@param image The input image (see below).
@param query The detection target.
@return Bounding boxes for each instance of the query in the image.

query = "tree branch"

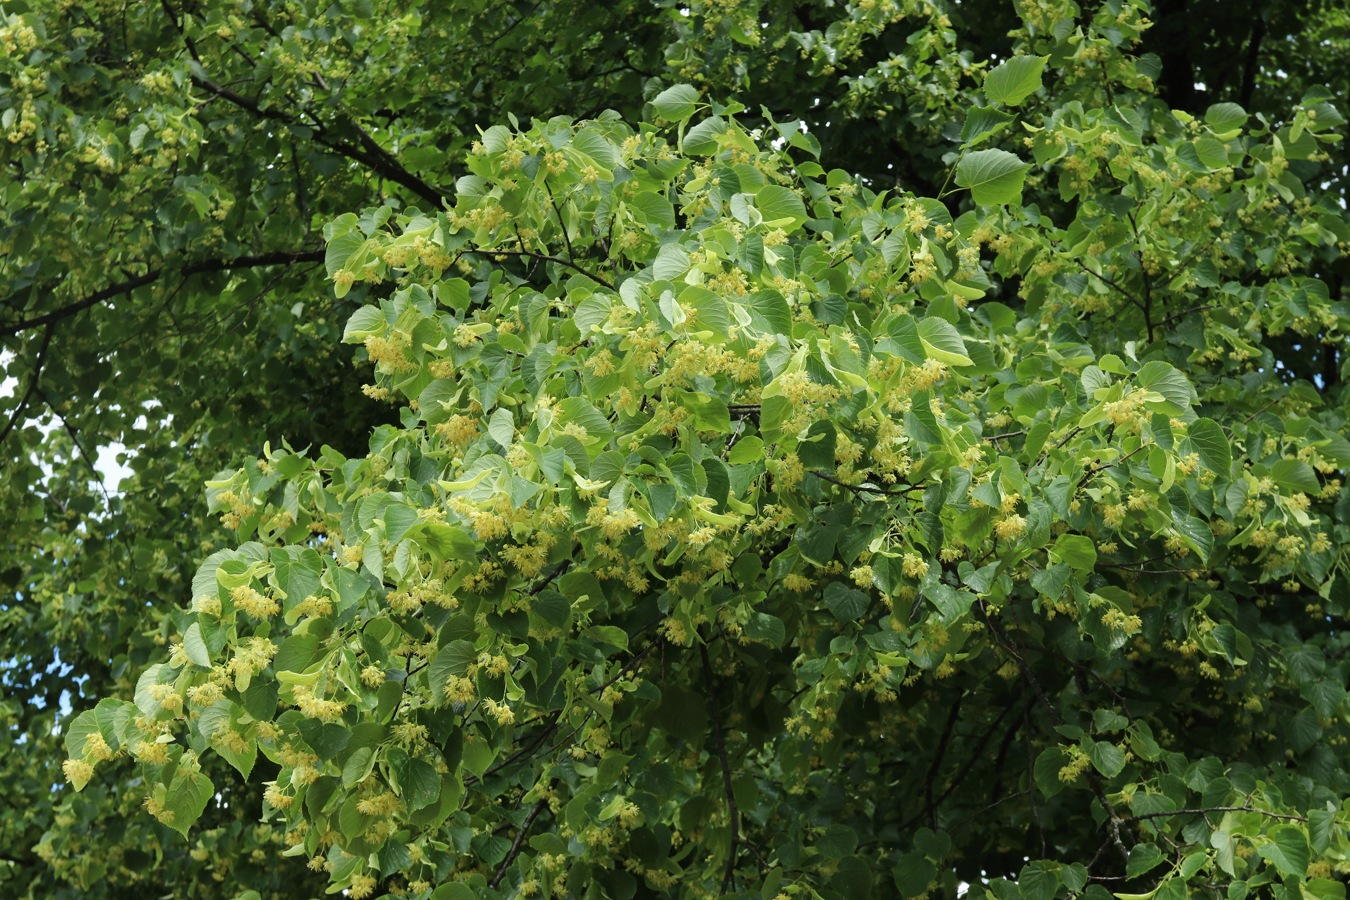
[1132,805,1307,824]
[0,249,324,338]
[1068,258,1145,315]
[190,76,448,208]
[983,611,1130,864]
[460,247,616,291]
[923,692,963,829]
[809,469,924,497]
[1077,445,1146,490]
[700,639,740,894]
[35,387,114,504]
[0,323,54,450]
[489,797,549,888]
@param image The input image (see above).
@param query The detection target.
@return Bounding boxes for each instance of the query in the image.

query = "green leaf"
[744,612,786,647]
[962,106,1015,146]
[1187,418,1231,475]
[428,640,477,703]
[652,84,700,123]
[1256,824,1309,878]
[64,710,99,761]
[1033,747,1068,798]
[1170,511,1213,563]
[1031,563,1071,601]
[816,824,859,857]
[182,623,211,668]
[1194,135,1229,169]
[682,115,727,155]
[1204,102,1248,136]
[162,769,214,837]
[488,407,514,448]
[1050,534,1097,573]
[342,746,376,787]
[1126,843,1165,879]
[413,523,478,562]
[984,55,1048,106]
[1018,859,1061,900]
[917,317,973,367]
[955,149,1031,206]
[1268,458,1320,495]
[755,184,808,229]
[824,582,871,622]
[893,851,937,896]
[342,306,385,342]
[462,738,495,778]
[1135,361,1195,415]
[1088,740,1126,778]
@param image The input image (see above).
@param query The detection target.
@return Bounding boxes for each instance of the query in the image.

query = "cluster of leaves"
[3,0,1349,898]
[62,25,1350,896]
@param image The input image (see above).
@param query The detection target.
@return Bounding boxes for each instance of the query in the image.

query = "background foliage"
[2,0,1348,898]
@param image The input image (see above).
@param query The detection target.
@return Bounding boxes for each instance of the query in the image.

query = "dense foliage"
[2,0,1349,898]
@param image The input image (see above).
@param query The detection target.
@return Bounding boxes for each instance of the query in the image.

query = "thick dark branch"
[0,323,54,449]
[1155,304,1217,329]
[489,797,549,889]
[1238,13,1267,109]
[0,249,324,338]
[483,638,660,787]
[190,76,448,208]
[700,639,740,894]
[983,611,1130,865]
[923,692,963,828]
[474,710,563,785]
[897,696,1019,831]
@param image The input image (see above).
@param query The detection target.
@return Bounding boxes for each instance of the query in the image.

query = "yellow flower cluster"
[993,514,1028,540]
[444,675,476,704]
[231,585,279,618]
[62,758,94,785]
[232,637,277,676]
[365,333,415,373]
[1057,746,1091,783]
[292,685,347,722]
[132,740,171,765]
[292,594,334,618]
[1102,387,1149,430]
[355,791,402,817]
[483,697,516,725]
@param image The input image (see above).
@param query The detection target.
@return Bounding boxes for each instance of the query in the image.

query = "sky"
[1,363,136,494]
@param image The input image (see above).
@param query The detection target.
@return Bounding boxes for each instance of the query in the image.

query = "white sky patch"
[2,354,137,494]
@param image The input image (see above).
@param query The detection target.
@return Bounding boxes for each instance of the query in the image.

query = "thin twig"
[1,249,324,338]
[984,613,1130,863]
[1242,392,1287,424]
[1077,445,1146,489]
[190,76,446,207]
[1068,258,1144,313]
[700,639,740,894]
[923,693,964,829]
[809,469,923,497]
[35,388,114,505]
[1132,805,1307,823]
[459,247,615,290]
[0,323,54,449]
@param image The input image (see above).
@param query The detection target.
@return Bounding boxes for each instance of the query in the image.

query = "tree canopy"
[2,0,1349,898]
